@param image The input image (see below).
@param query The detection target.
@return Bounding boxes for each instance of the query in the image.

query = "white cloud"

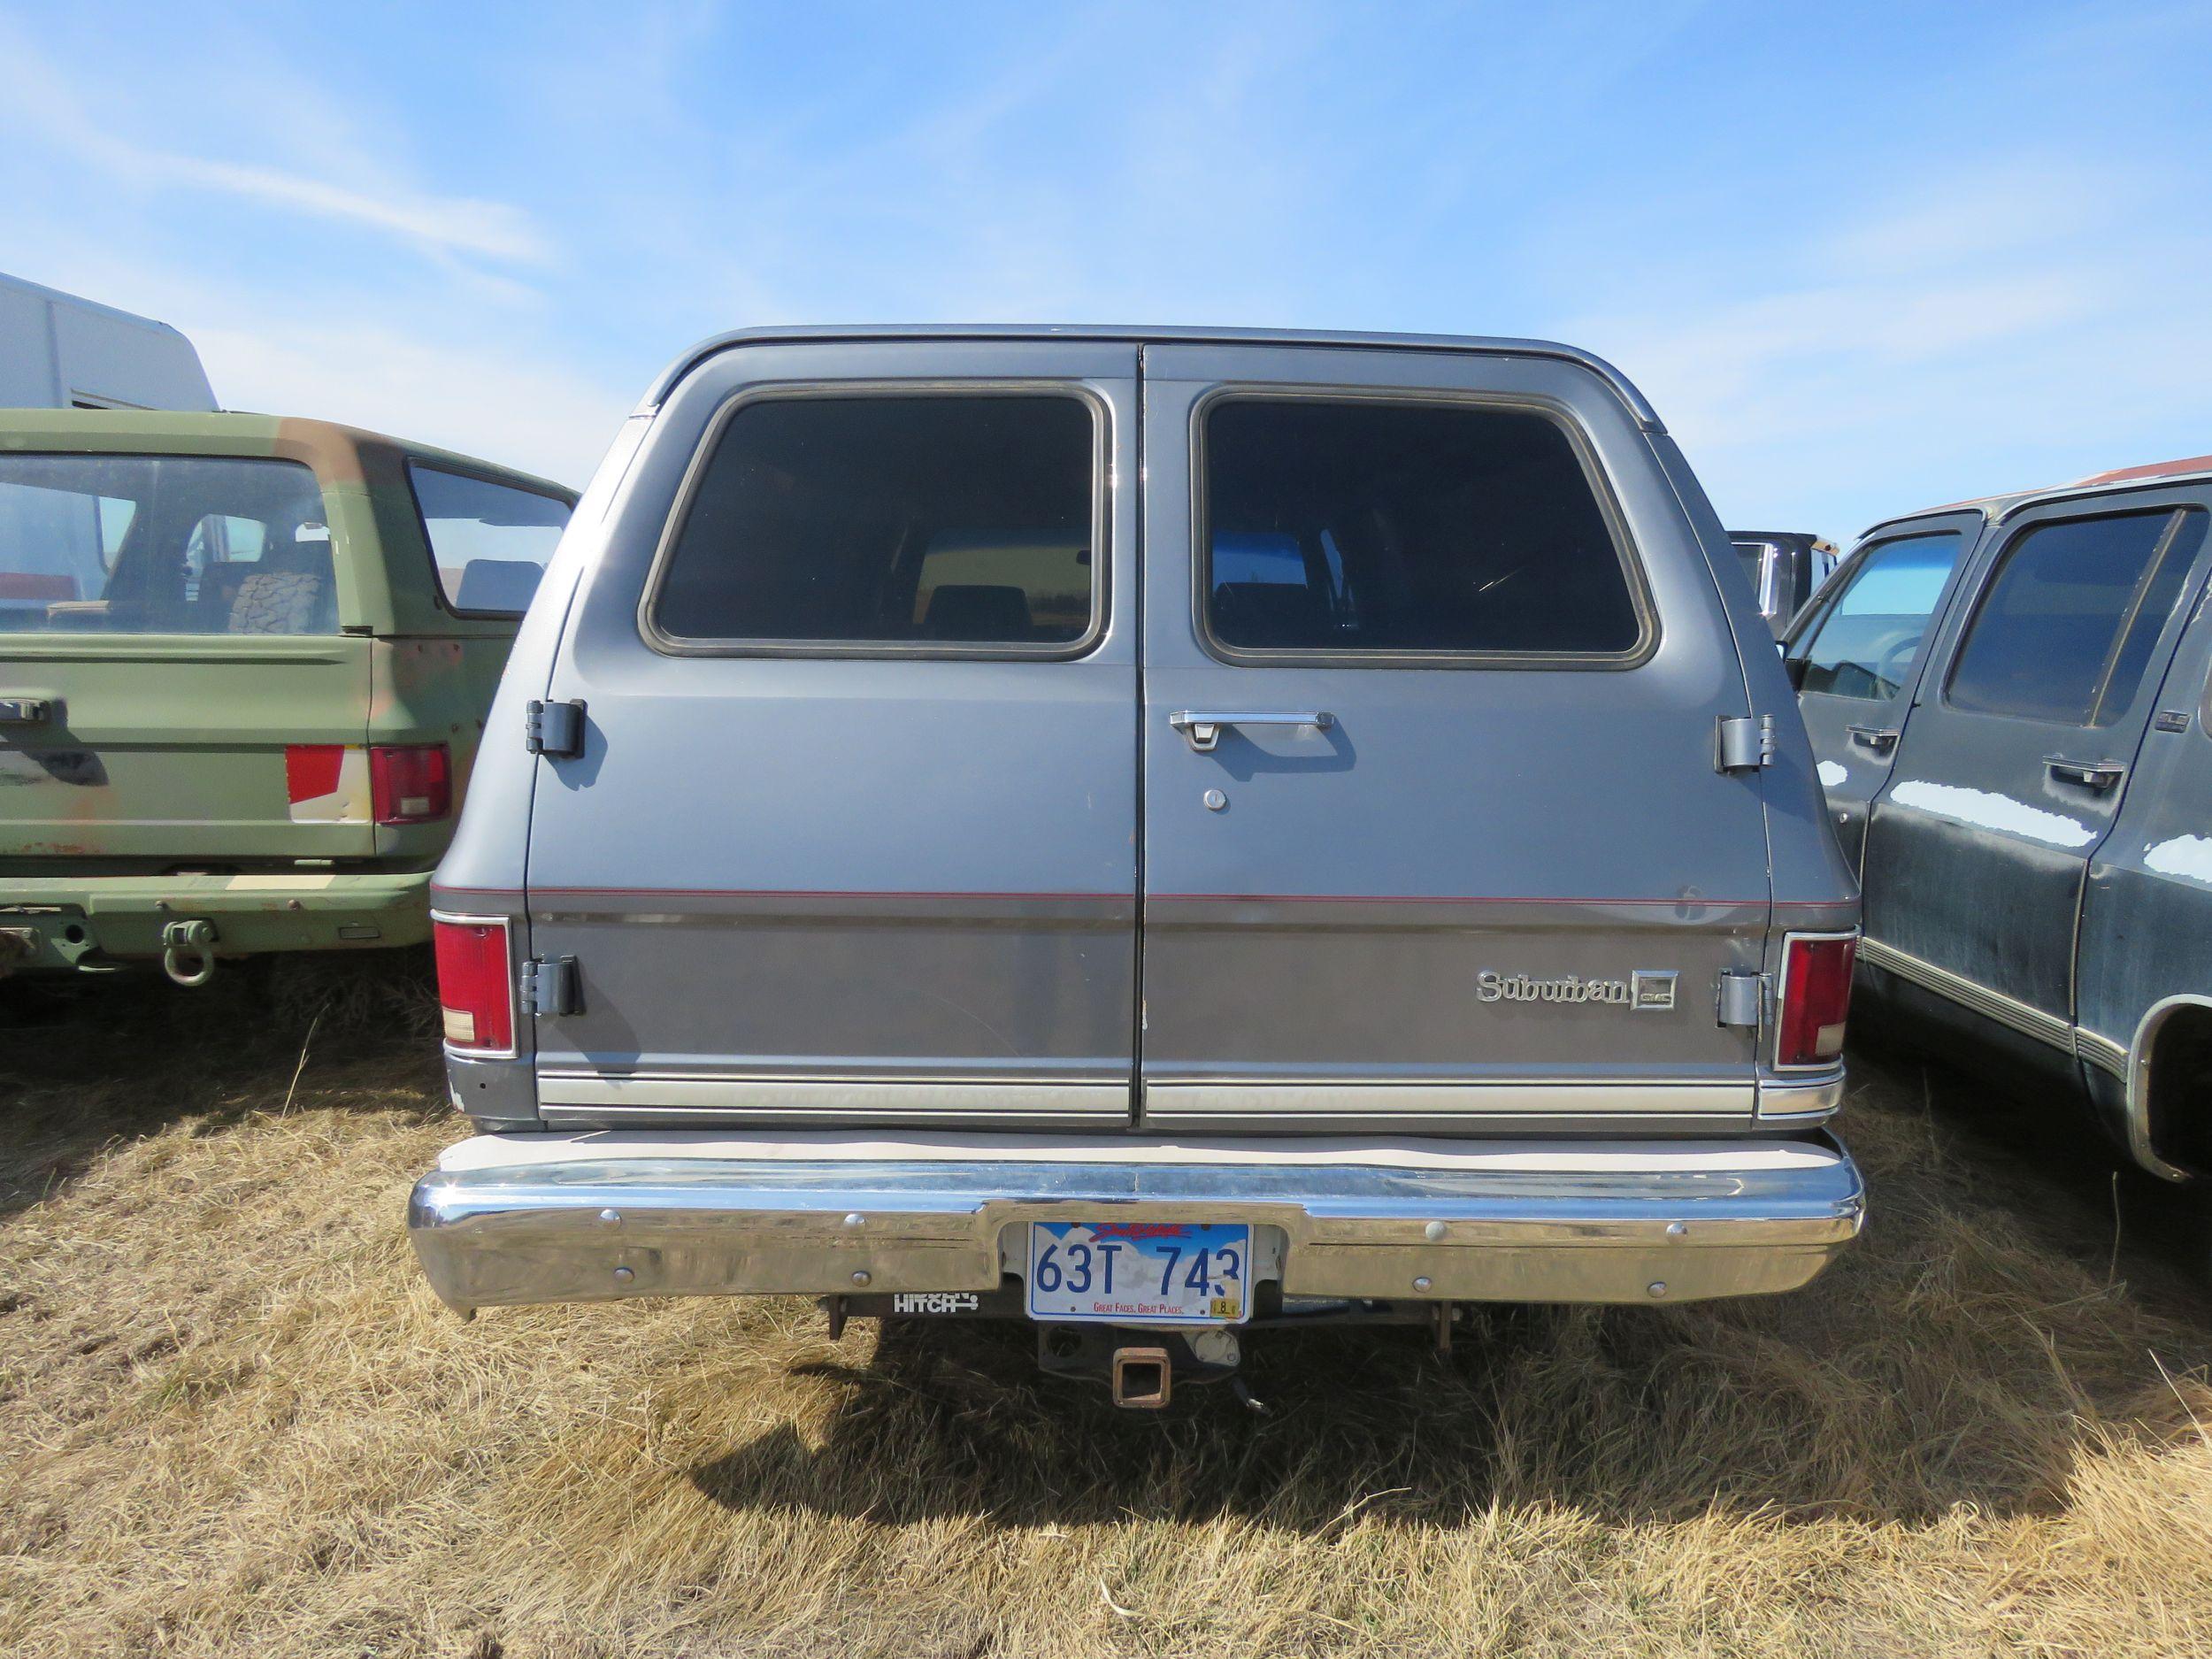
[192,321,630,488]
[1560,157,2212,536]
[153,156,546,266]
[0,17,547,267]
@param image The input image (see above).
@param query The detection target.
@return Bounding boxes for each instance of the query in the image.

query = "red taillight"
[1777,932,1856,1068]
[369,744,451,826]
[433,915,514,1054]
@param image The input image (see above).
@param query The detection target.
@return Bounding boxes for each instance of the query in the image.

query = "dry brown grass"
[4,958,2211,1658]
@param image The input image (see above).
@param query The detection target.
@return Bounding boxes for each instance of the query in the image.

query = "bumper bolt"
[850,1270,872,1286]
[1647,1281,1666,1298]
[1665,1221,1687,1239]
[612,1266,634,1286]
[1412,1275,1432,1292]
[598,1208,622,1228]
[842,1213,864,1229]
[1423,1219,1448,1241]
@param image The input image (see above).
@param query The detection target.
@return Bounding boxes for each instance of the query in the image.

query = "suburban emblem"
[1477,969,1678,1010]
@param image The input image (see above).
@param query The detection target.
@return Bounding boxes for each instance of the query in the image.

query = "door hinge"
[525,698,587,758]
[1716,714,1777,773]
[520,956,579,1018]
[1717,969,1767,1030]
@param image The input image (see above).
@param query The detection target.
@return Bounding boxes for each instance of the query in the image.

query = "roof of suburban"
[641,323,1665,431]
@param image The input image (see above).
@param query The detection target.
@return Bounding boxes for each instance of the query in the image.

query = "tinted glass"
[0,453,334,635]
[1796,531,1964,699]
[1202,400,1640,656]
[1733,540,1774,614]
[1947,507,2206,724]
[410,465,572,616]
[652,396,1094,648]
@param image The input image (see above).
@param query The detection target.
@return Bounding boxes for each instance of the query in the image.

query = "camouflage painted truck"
[0,410,575,983]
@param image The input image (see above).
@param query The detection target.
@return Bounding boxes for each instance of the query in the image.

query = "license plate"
[1025,1220,1250,1325]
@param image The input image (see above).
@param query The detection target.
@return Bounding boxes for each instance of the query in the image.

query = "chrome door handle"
[0,697,53,725]
[1169,710,1334,753]
[2046,757,2125,790]
[1845,725,1900,753]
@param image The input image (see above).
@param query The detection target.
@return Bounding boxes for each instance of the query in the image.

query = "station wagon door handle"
[1169,710,1335,753]
[2046,757,2126,791]
[1845,725,1900,754]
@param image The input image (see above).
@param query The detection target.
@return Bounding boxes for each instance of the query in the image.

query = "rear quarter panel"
[2077,577,2212,1168]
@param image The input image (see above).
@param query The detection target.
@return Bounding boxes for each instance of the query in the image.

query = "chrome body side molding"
[1858,935,2075,1053]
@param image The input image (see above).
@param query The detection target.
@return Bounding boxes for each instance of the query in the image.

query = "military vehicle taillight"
[433,915,514,1054]
[1777,932,1856,1068]
[369,744,451,825]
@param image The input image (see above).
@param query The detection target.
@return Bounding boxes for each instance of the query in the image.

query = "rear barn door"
[523,342,1141,1129]
[1137,344,1776,1133]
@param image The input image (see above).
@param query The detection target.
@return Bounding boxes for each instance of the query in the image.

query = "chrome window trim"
[428,909,519,1063]
[637,380,1113,662]
[1856,934,2074,1054]
[1185,385,1659,672]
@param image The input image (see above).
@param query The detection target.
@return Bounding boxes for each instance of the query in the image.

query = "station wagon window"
[1198,398,1641,657]
[0,453,335,634]
[410,464,573,617]
[1947,507,2207,725]
[649,395,1097,650]
[1795,530,1965,699]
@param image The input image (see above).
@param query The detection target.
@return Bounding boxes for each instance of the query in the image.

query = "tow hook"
[160,918,219,987]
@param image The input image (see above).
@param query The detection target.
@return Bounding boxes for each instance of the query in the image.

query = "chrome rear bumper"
[407,1129,1864,1313]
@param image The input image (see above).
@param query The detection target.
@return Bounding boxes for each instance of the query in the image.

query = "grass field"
[4,956,2210,1658]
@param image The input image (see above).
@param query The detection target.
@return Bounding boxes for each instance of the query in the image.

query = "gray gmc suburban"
[408,326,1863,1405]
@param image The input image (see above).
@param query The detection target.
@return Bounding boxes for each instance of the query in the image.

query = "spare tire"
[227,571,326,634]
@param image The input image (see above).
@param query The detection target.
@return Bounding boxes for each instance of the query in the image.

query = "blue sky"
[3,1,2208,540]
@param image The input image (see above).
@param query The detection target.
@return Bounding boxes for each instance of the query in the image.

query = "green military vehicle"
[0,411,574,983]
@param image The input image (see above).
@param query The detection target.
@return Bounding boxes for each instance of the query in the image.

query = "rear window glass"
[0,453,334,635]
[1732,539,1775,611]
[1199,399,1641,657]
[1795,531,1965,700]
[650,396,1096,650]
[1947,506,2207,725]
[410,465,572,616]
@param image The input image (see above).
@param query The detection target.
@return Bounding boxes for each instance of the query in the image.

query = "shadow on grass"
[687,1041,2212,1532]
[0,949,446,1217]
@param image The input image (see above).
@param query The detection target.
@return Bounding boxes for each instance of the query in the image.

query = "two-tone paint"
[415,326,1864,1321]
